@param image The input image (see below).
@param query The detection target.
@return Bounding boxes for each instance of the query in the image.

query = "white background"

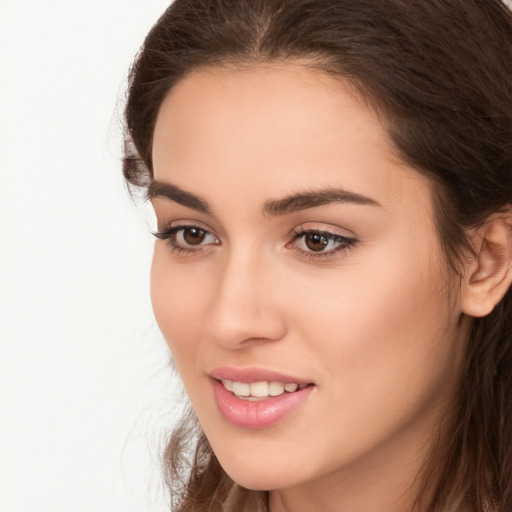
[0,1,184,511]
[2,1,512,512]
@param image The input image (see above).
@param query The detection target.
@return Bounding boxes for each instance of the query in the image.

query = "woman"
[123,1,512,510]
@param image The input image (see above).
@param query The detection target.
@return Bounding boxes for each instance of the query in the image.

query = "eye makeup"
[153,221,358,261]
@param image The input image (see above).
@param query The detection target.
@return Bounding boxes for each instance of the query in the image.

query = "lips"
[209,367,314,428]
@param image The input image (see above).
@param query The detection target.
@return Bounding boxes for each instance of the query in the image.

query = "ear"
[461,211,512,318]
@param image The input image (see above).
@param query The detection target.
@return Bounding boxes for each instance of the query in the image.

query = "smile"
[221,379,307,400]
[209,368,315,428]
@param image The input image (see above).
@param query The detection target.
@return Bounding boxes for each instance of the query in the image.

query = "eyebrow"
[146,181,211,214]
[263,188,381,216]
[147,180,380,216]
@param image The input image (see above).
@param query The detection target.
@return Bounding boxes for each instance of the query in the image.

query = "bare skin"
[148,63,511,512]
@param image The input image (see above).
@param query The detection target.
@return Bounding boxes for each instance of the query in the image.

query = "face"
[150,63,468,500]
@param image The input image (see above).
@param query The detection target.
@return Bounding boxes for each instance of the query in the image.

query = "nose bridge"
[205,244,286,347]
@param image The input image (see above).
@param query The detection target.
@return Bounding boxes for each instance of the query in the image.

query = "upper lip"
[209,366,313,385]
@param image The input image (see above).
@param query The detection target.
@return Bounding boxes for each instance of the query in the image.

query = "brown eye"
[304,232,329,252]
[289,228,357,259]
[182,227,207,245]
[153,224,219,253]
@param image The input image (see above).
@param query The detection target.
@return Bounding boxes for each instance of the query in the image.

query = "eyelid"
[152,220,220,254]
[288,222,355,239]
[155,218,213,232]
[287,223,358,260]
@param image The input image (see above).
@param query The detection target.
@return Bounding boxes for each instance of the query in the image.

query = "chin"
[212,446,310,491]
[222,465,296,491]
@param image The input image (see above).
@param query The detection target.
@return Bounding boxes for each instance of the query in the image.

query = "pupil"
[183,228,206,245]
[305,233,328,252]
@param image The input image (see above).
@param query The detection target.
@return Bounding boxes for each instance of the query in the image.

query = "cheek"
[150,247,208,369]
[286,241,461,419]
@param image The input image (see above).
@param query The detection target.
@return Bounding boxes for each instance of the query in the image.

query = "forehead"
[151,62,430,214]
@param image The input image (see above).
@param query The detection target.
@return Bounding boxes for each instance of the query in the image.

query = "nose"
[204,249,287,349]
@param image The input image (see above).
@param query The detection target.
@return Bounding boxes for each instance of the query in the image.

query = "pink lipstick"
[209,367,314,429]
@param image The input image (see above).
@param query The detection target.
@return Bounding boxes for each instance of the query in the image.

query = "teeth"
[250,381,269,397]
[221,379,304,398]
[232,381,250,397]
[223,379,234,392]
[269,382,284,396]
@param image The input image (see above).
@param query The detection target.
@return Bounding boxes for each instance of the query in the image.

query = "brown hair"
[123,1,512,510]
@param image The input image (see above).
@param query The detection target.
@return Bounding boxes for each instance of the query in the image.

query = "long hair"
[123,1,512,510]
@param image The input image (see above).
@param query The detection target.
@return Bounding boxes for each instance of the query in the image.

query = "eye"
[153,224,220,254]
[301,232,334,252]
[289,227,357,259]
[176,227,210,246]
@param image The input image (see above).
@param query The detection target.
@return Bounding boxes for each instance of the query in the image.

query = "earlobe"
[461,213,512,318]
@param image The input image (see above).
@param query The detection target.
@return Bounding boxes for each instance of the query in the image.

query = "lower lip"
[211,379,314,429]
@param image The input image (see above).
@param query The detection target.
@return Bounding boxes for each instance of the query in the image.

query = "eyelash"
[153,225,219,256]
[152,224,357,260]
[288,227,357,260]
